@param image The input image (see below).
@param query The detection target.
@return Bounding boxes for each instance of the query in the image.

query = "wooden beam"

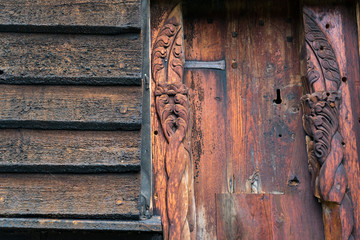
[0,173,140,219]
[0,0,141,34]
[0,33,141,85]
[0,85,141,130]
[0,129,140,173]
[0,216,162,232]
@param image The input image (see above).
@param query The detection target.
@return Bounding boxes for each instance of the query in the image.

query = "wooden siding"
[0,0,141,33]
[0,174,140,218]
[0,129,140,172]
[0,85,141,130]
[0,33,141,85]
[0,0,145,229]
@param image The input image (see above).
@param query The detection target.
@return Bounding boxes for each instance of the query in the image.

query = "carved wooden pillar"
[301,9,354,240]
[151,4,196,240]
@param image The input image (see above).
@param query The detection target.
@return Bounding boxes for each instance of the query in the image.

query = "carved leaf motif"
[152,4,195,240]
[152,24,178,85]
[302,10,354,238]
[304,10,341,92]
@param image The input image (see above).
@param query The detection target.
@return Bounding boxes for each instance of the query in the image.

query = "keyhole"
[273,89,282,104]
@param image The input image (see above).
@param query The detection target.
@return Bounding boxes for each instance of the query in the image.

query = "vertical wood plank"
[224,0,304,194]
[216,193,324,240]
[216,194,273,240]
[184,7,228,239]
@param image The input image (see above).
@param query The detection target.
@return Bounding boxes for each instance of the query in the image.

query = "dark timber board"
[0,85,141,130]
[0,129,140,173]
[0,33,141,85]
[0,216,162,232]
[0,0,141,34]
[0,229,163,240]
[0,173,140,219]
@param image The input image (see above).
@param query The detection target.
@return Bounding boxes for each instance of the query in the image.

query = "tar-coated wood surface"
[0,173,140,219]
[0,216,162,232]
[0,0,141,29]
[0,33,141,85]
[0,229,162,240]
[0,85,141,130]
[0,129,140,172]
[0,0,145,231]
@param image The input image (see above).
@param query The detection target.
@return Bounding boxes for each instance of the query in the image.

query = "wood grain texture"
[0,216,162,232]
[151,4,196,239]
[216,193,324,240]
[182,0,324,239]
[216,194,273,240]
[0,129,140,172]
[183,15,227,239]
[0,173,140,219]
[0,33,141,85]
[342,4,360,237]
[0,0,141,33]
[224,0,303,194]
[0,85,141,130]
[303,5,360,239]
[181,3,229,239]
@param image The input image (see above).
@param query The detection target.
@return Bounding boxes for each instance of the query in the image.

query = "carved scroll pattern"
[152,5,195,240]
[302,11,354,240]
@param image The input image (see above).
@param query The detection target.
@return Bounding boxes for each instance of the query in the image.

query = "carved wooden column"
[301,9,354,240]
[151,4,196,240]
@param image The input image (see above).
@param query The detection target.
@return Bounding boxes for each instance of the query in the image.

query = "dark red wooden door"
[151,1,360,239]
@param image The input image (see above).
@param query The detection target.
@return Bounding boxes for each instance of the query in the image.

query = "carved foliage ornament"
[302,10,354,240]
[152,5,195,240]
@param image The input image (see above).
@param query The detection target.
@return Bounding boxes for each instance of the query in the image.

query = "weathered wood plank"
[156,5,227,239]
[0,129,140,172]
[343,6,360,238]
[0,85,141,130]
[0,173,140,219]
[0,216,162,232]
[0,0,141,34]
[216,193,324,240]
[0,33,141,85]
[216,194,273,240]
[223,0,303,193]
[0,229,163,240]
[178,1,325,239]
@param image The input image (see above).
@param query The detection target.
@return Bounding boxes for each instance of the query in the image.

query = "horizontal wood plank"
[0,129,140,173]
[0,216,162,232]
[0,229,162,240]
[0,173,140,219]
[0,0,141,33]
[0,85,141,130]
[0,33,141,85]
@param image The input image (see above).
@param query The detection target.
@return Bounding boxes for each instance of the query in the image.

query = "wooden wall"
[0,1,154,239]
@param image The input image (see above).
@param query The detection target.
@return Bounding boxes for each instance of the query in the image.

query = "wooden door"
[151,1,360,239]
